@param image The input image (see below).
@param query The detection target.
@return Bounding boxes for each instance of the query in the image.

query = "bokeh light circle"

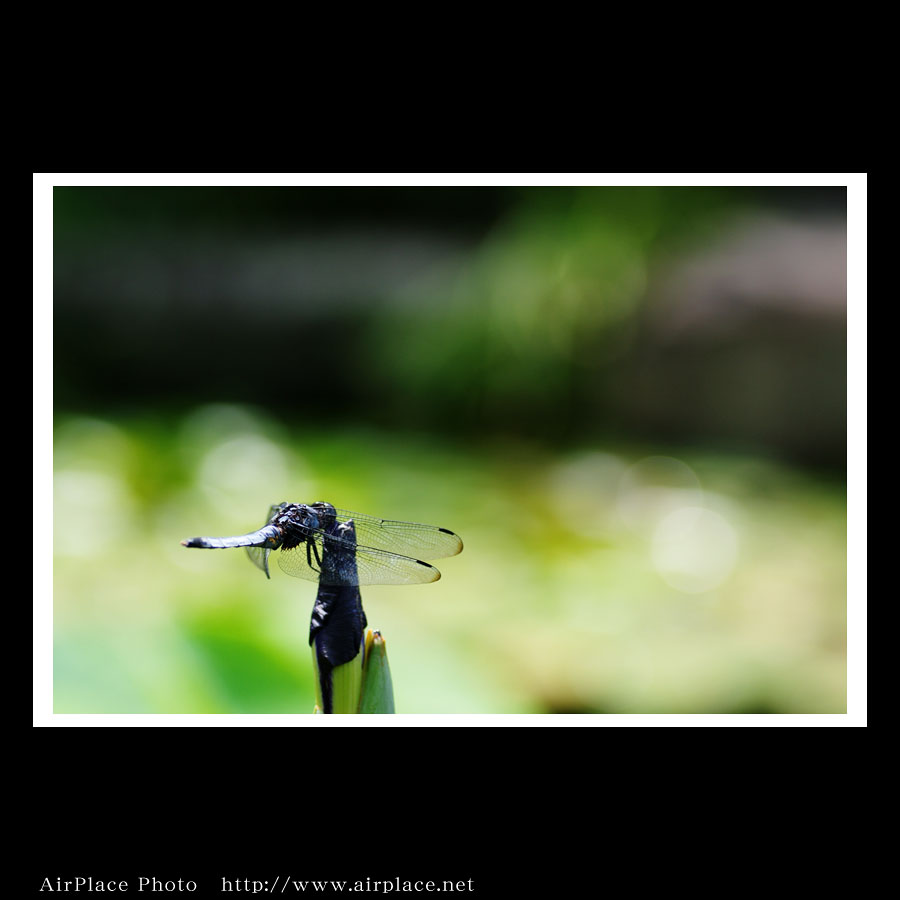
[651,506,739,593]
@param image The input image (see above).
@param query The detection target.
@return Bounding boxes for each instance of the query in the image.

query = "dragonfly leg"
[306,538,323,574]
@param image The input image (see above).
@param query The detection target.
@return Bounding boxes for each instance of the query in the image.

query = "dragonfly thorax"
[272,501,338,551]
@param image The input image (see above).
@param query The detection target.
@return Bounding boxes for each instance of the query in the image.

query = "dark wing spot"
[415,560,441,582]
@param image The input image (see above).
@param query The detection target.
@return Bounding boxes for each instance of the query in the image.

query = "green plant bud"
[358,630,395,714]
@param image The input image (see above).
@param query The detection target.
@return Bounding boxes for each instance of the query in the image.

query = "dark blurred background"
[52,185,847,714]
[54,186,846,465]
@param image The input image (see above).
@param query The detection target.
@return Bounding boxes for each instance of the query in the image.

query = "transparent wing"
[245,546,272,578]
[331,508,463,559]
[350,546,440,586]
[276,531,440,586]
[244,505,282,576]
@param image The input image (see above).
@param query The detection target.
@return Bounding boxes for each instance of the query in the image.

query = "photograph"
[37,175,861,721]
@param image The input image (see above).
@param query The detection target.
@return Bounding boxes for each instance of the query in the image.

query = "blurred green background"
[52,185,847,713]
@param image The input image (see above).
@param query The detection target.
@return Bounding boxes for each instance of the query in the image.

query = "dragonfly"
[181,501,463,586]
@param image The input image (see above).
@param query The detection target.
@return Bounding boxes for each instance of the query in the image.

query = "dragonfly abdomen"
[181,525,282,550]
